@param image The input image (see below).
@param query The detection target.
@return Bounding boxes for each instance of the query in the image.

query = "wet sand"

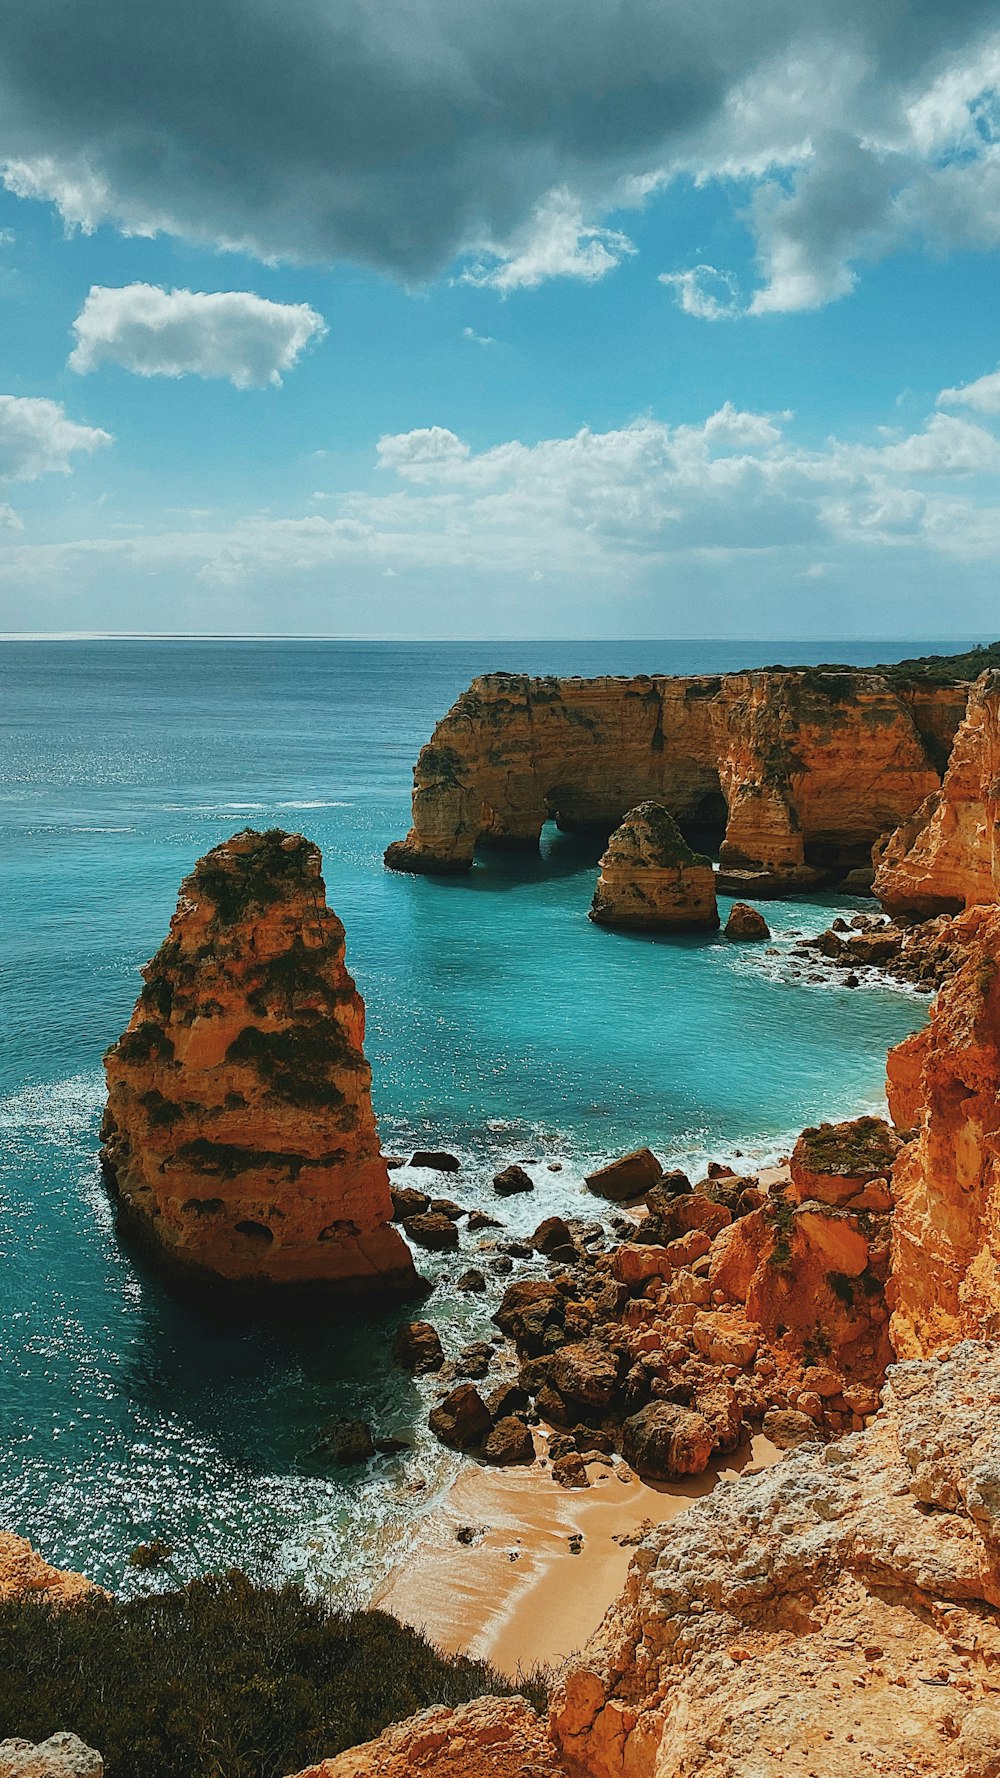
[374,1433,778,1680]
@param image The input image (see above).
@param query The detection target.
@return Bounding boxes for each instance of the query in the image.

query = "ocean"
[0,638,949,1600]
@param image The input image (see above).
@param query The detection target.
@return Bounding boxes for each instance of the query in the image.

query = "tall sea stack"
[101,829,416,1293]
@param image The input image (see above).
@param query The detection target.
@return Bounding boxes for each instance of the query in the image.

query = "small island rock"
[590,801,719,932]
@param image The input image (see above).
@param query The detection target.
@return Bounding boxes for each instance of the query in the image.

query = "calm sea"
[0,639,952,1598]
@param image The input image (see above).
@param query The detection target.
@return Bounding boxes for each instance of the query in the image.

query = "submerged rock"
[590,801,719,932]
[101,830,416,1294]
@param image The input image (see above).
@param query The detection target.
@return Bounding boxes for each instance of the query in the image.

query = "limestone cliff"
[551,1342,1000,1778]
[286,1698,564,1778]
[386,669,963,894]
[876,669,1000,917]
[888,902,1000,1357]
[0,1534,99,1607]
[589,802,718,931]
[102,829,416,1292]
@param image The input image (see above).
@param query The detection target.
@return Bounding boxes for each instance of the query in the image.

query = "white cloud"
[461,188,635,292]
[938,365,1000,416]
[376,426,471,480]
[68,285,327,388]
[659,265,743,320]
[463,326,496,346]
[0,395,111,482]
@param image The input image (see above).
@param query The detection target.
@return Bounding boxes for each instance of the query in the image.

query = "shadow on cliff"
[425,826,608,895]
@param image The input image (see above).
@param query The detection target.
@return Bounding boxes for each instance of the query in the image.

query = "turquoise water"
[0,639,939,1599]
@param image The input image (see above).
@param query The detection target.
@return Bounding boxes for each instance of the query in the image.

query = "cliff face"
[551,1342,1000,1778]
[589,802,718,931]
[0,1534,99,1608]
[102,829,416,1292]
[887,902,1000,1357]
[876,670,1000,917]
[386,669,961,894]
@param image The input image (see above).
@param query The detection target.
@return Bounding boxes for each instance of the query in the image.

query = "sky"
[0,0,999,639]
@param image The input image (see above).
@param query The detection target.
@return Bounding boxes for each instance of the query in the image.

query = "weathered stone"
[392,1321,444,1373]
[590,802,718,932]
[723,901,770,939]
[316,1418,375,1464]
[551,1451,589,1488]
[390,1185,430,1221]
[550,1341,622,1408]
[409,1151,461,1172]
[455,1267,487,1293]
[585,1148,663,1202]
[790,1115,901,1206]
[492,1164,534,1196]
[402,1211,460,1250]
[621,1401,715,1479]
[482,1415,534,1466]
[101,829,415,1293]
[531,1215,574,1255]
[428,1384,491,1450]
[0,1735,103,1778]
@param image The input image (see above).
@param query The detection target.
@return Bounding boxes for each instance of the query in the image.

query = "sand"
[373,1433,778,1681]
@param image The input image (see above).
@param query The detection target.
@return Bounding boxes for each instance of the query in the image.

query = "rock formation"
[286,1698,565,1778]
[101,829,416,1293]
[723,901,769,939]
[551,1341,1000,1778]
[589,802,718,931]
[0,1534,98,1608]
[876,669,1000,917]
[888,902,1000,1357]
[0,1736,103,1778]
[385,669,966,894]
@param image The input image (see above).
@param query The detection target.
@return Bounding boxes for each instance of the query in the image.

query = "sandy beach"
[374,1432,778,1679]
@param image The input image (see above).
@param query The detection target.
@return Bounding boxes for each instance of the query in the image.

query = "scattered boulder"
[483,1415,534,1465]
[485,1382,531,1420]
[724,901,771,940]
[455,1341,493,1380]
[621,1401,715,1479]
[428,1197,464,1219]
[493,1165,534,1196]
[316,1418,376,1464]
[467,1209,503,1230]
[531,1215,574,1255]
[428,1384,491,1450]
[550,1341,622,1408]
[409,1151,461,1172]
[0,1736,104,1778]
[590,802,719,931]
[392,1321,444,1373]
[401,1211,460,1250]
[455,1267,487,1293]
[389,1185,430,1221]
[551,1451,589,1488]
[585,1147,663,1202]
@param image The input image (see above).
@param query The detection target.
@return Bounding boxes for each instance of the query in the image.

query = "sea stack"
[101,829,417,1293]
[590,801,719,931]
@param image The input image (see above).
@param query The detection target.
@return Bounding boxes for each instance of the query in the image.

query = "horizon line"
[0,631,990,645]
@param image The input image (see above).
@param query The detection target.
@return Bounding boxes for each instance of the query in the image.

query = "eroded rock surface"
[0,1534,98,1607]
[385,669,962,893]
[551,1342,1000,1778]
[889,903,1000,1356]
[877,669,1000,917]
[101,829,415,1292]
[286,1697,564,1778]
[0,1736,103,1778]
[590,802,718,931]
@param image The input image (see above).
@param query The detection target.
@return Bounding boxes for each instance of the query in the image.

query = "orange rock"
[789,1116,901,1206]
[287,1697,566,1777]
[102,830,416,1293]
[612,1244,674,1289]
[889,902,1000,1356]
[0,1533,99,1606]
[589,802,718,931]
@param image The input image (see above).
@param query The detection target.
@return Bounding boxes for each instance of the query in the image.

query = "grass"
[0,1573,542,1778]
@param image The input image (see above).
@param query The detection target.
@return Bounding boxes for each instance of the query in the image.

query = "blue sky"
[1,0,999,639]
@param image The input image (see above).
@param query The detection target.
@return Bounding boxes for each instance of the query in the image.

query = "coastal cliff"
[101,829,416,1292]
[876,669,1000,916]
[385,669,965,894]
[887,902,1000,1357]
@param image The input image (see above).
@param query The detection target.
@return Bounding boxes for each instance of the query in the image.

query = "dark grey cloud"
[0,0,998,297]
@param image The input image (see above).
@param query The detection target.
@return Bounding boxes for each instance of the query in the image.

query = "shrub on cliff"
[0,1571,541,1778]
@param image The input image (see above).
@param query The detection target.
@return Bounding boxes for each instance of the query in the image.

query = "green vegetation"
[828,1271,855,1308]
[140,1090,184,1128]
[0,1572,539,1778]
[417,744,464,785]
[191,830,317,927]
[113,1023,175,1066]
[763,641,1000,688]
[246,940,348,1019]
[768,1194,796,1269]
[174,1139,311,1180]
[795,1116,897,1178]
[226,1019,355,1108]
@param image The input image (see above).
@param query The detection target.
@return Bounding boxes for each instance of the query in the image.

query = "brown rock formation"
[789,1115,900,1206]
[551,1341,1000,1778]
[0,1534,99,1608]
[0,1735,104,1777]
[723,901,769,939]
[386,669,964,894]
[888,902,1000,1357]
[101,829,416,1293]
[286,1697,565,1778]
[876,670,1000,916]
[589,802,718,931]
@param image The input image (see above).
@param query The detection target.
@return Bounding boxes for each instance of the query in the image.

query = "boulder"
[485,1382,531,1419]
[389,1185,430,1221]
[454,1341,493,1379]
[724,901,770,940]
[0,1737,103,1778]
[316,1419,375,1464]
[483,1415,534,1465]
[401,1211,460,1250]
[392,1321,444,1373]
[790,1116,901,1206]
[585,1147,663,1202]
[409,1151,461,1172]
[455,1267,487,1293]
[621,1401,715,1479]
[551,1452,589,1488]
[531,1215,574,1255]
[590,802,720,931]
[492,1164,534,1196]
[550,1341,622,1408]
[762,1407,821,1449]
[611,1243,674,1289]
[428,1384,491,1450]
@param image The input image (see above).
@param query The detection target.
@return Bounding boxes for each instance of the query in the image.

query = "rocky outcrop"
[285,1697,565,1778]
[589,803,718,931]
[723,901,769,939]
[101,829,416,1293]
[0,1737,103,1778]
[0,1535,98,1608]
[888,903,1000,1357]
[876,669,1000,916]
[551,1341,1000,1778]
[386,669,965,894]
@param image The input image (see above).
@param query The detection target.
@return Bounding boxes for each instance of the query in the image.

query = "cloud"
[1,1,999,307]
[463,326,496,346]
[939,365,1000,415]
[660,265,743,320]
[461,188,635,292]
[68,284,326,387]
[0,395,111,481]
